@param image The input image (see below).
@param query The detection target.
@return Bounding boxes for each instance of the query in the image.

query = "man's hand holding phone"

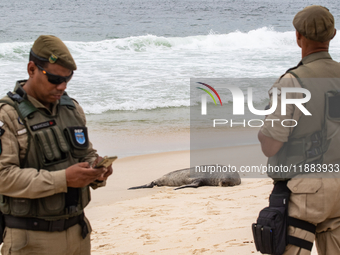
[92,156,117,181]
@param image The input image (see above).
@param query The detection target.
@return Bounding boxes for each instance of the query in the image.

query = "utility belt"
[252,181,316,255]
[2,212,89,240]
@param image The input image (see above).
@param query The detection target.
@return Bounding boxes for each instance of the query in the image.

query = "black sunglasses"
[35,64,73,85]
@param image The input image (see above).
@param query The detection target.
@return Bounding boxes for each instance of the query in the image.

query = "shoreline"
[87,121,261,158]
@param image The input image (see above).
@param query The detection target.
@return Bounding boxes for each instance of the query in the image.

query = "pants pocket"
[287,178,324,222]
[2,228,29,253]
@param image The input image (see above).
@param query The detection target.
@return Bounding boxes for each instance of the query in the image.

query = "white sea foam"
[2,28,340,114]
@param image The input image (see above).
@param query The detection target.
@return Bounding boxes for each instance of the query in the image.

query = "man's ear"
[331,29,337,40]
[27,61,36,78]
[296,30,302,48]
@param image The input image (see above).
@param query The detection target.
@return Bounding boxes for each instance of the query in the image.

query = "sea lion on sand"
[128,166,241,190]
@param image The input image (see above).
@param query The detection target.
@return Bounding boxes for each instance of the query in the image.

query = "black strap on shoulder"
[286,61,303,73]
[288,235,313,251]
[6,91,38,118]
[7,91,24,103]
[17,102,38,119]
[59,92,75,108]
[279,61,303,80]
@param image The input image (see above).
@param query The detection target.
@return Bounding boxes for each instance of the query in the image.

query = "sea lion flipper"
[128,182,155,190]
[173,182,200,190]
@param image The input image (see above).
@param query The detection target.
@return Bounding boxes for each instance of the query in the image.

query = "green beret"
[31,35,77,70]
[293,5,335,42]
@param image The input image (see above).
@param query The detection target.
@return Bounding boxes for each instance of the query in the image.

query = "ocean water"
[1,0,340,137]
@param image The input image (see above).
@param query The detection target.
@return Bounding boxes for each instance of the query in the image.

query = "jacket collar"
[301,51,332,65]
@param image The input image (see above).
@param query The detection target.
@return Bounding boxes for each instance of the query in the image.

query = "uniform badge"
[30,120,56,131]
[18,117,24,125]
[74,129,86,145]
[49,54,58,63]
[17,128,27,135]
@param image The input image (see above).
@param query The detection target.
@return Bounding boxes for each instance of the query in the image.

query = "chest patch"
[30,120,56,131]
[66,126,89,148]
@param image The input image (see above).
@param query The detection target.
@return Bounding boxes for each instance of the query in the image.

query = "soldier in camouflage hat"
[0,35,113,255]
[257,5,340,255]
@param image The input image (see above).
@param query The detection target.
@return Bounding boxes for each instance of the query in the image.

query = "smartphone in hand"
[94,156,117,168]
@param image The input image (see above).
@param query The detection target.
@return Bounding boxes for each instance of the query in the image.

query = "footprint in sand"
[94,243,115,250]
[182,218,206,226]
[191,248,210,254]
[225,238,252,247]
[137,233,160,245]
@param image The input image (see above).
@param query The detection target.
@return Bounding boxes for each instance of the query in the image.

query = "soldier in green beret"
[0,35,113,255]
[257,5,340,255]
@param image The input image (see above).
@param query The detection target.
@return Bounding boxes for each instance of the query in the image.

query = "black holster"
[252,181,316,255]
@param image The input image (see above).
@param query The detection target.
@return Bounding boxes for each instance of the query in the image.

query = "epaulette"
[279,61,303,80]
[6,91,37,119]
[59,92,76,108]
[7,91,24,103]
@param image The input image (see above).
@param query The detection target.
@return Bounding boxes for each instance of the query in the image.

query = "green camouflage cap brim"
[293,5,335,42]
[31,35,77,70]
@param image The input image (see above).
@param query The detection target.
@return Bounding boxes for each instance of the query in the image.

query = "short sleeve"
[260,73,304,142]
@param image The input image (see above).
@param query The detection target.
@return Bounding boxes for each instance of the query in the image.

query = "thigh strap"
[288,216,316,251]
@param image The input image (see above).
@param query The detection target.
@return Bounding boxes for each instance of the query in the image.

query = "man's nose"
[56,82,67,91]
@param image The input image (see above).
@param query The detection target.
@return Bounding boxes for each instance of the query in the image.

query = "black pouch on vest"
[326,90,340,119]
[252,192,290,255]
[35,126,69,167]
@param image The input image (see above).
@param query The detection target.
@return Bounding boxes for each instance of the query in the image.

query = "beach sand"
[85,136,318,255]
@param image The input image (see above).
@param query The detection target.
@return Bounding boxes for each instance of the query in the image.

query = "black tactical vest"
[0,82,91,220]
[267,52,340,180]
